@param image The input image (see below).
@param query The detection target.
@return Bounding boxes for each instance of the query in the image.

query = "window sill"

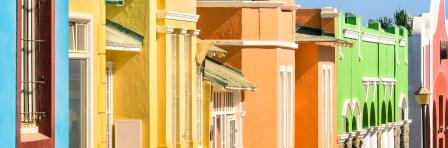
[21,133,50,142]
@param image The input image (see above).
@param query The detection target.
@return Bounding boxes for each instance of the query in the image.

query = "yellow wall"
[69,0,107,147]
[106,0,152,147]
[106,0,201,147]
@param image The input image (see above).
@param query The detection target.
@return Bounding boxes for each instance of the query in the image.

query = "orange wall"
[296,9,321,29]
[295,43,319,147]
[197,8,242,40]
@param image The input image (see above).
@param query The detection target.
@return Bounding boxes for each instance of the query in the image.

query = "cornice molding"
[197,1,286,8]
[212,40,298,49]
[157,10,199,22]
[343,29,360,40]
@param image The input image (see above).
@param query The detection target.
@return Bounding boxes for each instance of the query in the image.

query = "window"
[106,62,113,148]
[441,41,448,61]
[69,20,91,148]
[279,66,294,148]
[20,0,52,137]
[211,91,241,148]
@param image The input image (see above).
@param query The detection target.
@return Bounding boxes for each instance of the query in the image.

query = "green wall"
[335,13,408,135]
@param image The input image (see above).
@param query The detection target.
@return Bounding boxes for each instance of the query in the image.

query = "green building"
[335,12,410,147]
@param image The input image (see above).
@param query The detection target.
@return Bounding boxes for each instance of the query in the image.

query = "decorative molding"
[197,1,286,8]
[156,26,175,33]
[343,29,360,40]
[399,39,407,47]
[213,40,298,49]
[379,36,396,45]
[362,33,381,43]
[188,30,200,36]
[321,7,339,18]
[157,10,199,22]
[106,46,141,52]
[362,32,397,45]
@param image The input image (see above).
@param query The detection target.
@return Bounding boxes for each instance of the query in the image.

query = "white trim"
[69,14,95,148]
[106,62,114,148]
[197,1,286,8]
[343,29,360,40]
[380,78,397,83]
[399,39,407,47]
[379,36,396,45]
[106,46,141,52]
[156,26,175,34]
[157,10,199,22]
[362,33,381,43]
[213,40,298,49]
[321,7,339,18]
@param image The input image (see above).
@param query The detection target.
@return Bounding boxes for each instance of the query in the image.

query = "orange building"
[197,1,297,147]
[294,7,352,148]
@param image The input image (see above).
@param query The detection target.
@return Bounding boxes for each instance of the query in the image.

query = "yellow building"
[105,0,205,147]
[68,0,107,148]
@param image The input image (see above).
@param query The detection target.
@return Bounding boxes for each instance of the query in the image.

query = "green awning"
[106,20,143,51]
[204,58,256,90]
[106,0,124,6]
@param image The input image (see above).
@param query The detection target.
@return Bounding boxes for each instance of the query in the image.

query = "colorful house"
[197,0,297,147]
[409,0,448,147]
[294,7,352,148]
[105,0,203,147]
[68,0,106,147]
[335,12,409,147]
[197,42,256,148]
[0,0,70,148]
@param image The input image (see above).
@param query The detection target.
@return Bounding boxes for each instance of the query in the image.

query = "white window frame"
[106,62,114,148]
[211,90,242,148]
[69,13,94,148]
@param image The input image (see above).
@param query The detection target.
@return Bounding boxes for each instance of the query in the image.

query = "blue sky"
[296,0,434,25]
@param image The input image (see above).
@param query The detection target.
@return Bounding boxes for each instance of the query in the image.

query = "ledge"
[21,133,50,142]
[212,40,298,49]
[198,1,286,8]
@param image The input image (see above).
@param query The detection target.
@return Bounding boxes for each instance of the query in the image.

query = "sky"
[296,0,434,25]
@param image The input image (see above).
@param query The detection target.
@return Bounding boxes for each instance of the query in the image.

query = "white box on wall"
[115,120,142,148]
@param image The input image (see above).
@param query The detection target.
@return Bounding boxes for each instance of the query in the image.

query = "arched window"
[399,94,408,120]
[342,100,352,133]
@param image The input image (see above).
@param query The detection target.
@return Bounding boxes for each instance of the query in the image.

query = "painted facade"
[335,12,409,147]
[294,7,353,148]
[197,1,297,147]
[409,0,448,147]
[0,0,18,147]
[0,0,70,148]
[68,0,106,147]
[105,0,202,147]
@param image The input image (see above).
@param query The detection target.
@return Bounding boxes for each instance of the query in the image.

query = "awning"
[196,39,227,65]
[106,20,143,51]
[204,58,256,91]
[106,0,124,6]
[296,27,353,47]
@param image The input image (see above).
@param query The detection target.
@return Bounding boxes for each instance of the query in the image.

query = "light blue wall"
[0,0,17,147]
[55,0,69,147]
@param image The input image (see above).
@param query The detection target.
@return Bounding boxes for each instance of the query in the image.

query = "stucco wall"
[56,0,69,147]
[295,43,319,147]
[0,0,17,147]
[106,0,151,147]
